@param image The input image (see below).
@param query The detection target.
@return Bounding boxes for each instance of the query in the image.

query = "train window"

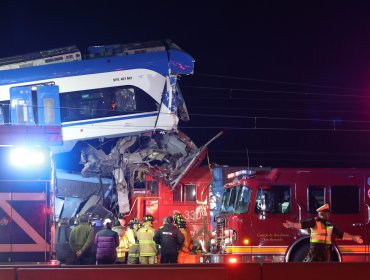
[331,186,359,214]
[146,180,158,196]
[114,88,136,111]
[60,85,157,122]
[173,184,196,202]
[254,186,291,214]
[43,98,55,124]
[0,105,4,124]
[185,184,196,202]
[308,186,325,213]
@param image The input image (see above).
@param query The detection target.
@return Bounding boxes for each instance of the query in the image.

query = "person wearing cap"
[69,214,95,265]
[153,216,184,263]
[136,214,157,264]
[94,218,119,264]
[283,203,363,262]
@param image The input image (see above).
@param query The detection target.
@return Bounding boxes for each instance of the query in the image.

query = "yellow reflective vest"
[310,218,333,245]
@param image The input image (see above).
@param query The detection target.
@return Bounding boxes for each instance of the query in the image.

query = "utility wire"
[182,85,370,99]
[196,73,370,93]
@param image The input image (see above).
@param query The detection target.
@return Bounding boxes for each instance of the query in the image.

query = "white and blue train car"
[0,40,194,151]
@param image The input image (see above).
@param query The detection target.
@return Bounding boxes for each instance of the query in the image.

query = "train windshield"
[221,184,252,214]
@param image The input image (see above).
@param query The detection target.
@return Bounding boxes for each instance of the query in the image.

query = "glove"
[353,235,363,244]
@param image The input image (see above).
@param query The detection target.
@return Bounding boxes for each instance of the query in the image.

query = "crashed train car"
[0,40,194,153]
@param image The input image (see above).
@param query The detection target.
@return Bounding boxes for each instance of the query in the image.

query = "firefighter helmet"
[129,217,140,228]
[173,212,184,224]
[143,214,154,222]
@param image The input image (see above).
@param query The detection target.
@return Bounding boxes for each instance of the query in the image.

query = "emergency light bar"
[9,147,48,167]
[227,169,256,179]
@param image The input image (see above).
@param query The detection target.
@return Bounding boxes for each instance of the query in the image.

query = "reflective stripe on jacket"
[128,243,140,258]
[310,218,333,245]
[116,235,129,258]
[136,224,157,257]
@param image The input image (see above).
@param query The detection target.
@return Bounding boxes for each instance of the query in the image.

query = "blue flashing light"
[9,147,47,167]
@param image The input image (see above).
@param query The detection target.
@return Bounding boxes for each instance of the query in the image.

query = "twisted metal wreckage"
[78,130,223,215]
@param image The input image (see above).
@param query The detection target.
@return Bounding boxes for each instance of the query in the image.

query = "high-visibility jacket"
[136,223,157,257]
[179,228,193,253]
[310,218,333,245]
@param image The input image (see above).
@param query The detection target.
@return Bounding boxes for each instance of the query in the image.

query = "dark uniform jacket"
[153,224,184,256]
[55,224,74,263]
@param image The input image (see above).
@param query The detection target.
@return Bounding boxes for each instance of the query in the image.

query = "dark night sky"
[2,1,370,168]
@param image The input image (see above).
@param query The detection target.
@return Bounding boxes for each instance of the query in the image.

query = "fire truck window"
[235,185,252,214]
[221,188,232,212]
[331,186,359,214]
[254,186,291,214]
[308,186,325,213]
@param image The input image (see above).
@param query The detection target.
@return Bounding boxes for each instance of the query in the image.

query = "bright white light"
[9,148,46,167]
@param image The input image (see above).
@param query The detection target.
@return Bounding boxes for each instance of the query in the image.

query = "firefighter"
[112,218,127,264]
[136,214,157,264]
[127,218,140,264]
[283,203,364,262]
[177,220,193,264]
[173,212,184,228]
[154,216,184,264]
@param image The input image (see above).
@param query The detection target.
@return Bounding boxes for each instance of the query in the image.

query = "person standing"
[112,218,127,264]
[55,217,75,264]
[154,216,184,264]
[95,218,119,264]
[177,220,193,264]
[283,203,363,262]
[69,214,94,265]
[136,214,157,264]
[127,218,140,264]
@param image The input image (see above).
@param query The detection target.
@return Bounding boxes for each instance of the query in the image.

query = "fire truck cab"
[211,168,370,263]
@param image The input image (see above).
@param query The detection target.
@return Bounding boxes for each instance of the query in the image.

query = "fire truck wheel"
[289,243,310,262]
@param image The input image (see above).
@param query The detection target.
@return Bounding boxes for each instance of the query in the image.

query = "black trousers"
[304,243,331,262]
[160,253,179,264]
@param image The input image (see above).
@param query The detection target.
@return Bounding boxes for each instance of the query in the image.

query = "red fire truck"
[210,168,370,263]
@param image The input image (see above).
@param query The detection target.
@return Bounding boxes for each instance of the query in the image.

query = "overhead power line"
[196,73,370,93]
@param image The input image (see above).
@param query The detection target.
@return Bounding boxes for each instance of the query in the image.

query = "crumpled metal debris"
[80,130,206,214]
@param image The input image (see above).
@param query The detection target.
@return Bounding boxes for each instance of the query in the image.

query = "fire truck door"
[250,185,293,260]
[365,178,370,262]
[329,172,367,261]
